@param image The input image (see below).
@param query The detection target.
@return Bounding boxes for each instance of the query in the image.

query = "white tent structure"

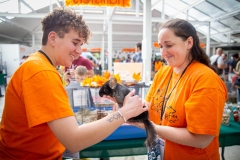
[0,0,240,81]
[0,0,240,51]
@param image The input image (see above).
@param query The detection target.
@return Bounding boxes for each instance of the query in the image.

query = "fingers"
[142,101,149,111]
[127,89,135,97]
[102,95,116,103]
[142,105,149,112]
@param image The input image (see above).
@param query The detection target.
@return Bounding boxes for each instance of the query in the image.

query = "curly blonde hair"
[41,7,92,45]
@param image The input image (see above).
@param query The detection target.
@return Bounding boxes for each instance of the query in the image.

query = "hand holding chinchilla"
[99,78,157,148]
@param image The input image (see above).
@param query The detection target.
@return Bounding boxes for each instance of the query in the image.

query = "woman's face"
[158,28,192,68]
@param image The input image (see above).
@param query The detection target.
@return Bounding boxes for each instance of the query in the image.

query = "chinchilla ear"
[109,78,117,89]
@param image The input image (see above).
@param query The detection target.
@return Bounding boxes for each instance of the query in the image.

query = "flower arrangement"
[81,70,141,87]
[65,0,131,8]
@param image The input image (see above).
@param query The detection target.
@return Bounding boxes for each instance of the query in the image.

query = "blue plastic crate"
[104,124,147,140]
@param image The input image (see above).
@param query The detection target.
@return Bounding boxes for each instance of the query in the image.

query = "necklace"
[38,50,53,66]
[160,60,193,120]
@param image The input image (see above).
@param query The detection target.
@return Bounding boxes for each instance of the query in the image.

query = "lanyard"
[160,60,193,121]
[38,50,53,66]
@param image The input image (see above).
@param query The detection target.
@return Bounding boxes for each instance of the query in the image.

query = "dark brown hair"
[160,19,214,71]
[136,43,142,50]
[41,7,92,45]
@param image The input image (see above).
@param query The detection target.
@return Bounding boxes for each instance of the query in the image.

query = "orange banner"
[90,48,101,52]
[122,48,135,52]
[200,43,205,48]
[82,48,88,52]
[65,0,131,7]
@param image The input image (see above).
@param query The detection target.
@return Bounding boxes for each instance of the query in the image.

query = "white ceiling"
[0,0,240,51]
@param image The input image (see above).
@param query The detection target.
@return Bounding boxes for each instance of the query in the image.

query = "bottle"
[233,106,240,122]
[234,113,239,122]
[233,105,240,114]
[222,107,231,126]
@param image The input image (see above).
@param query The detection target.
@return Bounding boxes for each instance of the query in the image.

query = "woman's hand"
[102,95,117,103]
[102,95,118,111]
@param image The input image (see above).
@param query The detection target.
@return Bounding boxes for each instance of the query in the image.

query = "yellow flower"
[82,77,92,86]
[103,70,111,79]
[132,72,141,82]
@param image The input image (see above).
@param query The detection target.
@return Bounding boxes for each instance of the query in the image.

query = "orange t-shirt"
[145,61,227,160]
[0,52,74,159]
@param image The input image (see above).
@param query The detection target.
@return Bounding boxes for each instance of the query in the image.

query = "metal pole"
[206,22,210,56]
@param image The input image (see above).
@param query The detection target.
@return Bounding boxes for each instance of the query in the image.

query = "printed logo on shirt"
[150,86,180,123]
[164,106,179,123]
[150,88,166,114]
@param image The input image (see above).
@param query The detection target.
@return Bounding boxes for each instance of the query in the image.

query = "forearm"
[155,125,214,148]
[48,111,124,153]
[218,64,224,69]
[74,111,124,151]
[233,70,240,76]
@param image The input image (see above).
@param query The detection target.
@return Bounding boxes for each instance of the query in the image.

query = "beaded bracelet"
[117,110,127,123]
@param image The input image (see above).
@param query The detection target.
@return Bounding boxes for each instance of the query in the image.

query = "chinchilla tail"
[143,120,157,148]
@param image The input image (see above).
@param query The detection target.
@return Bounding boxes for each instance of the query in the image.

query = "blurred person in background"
[229,53,240,83]
[95,57,102,75]
[131,43,142,63]
[210,48,224,77]
[74,65,95,109]
[126,54,131,63]
[221,53,231,82]
[63,55,94,84]
[19,55,29,65]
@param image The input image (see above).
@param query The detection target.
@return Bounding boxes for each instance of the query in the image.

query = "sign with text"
[65,0,131,7]
[114,63,143,81]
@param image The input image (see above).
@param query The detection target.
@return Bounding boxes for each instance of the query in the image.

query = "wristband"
[117,110,127,123]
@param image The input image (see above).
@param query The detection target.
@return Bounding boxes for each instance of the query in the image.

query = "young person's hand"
[63,71,71,84]
[119,90,148,120]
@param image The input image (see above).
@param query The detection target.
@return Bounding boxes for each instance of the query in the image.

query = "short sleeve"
[23,70,74,128]
[218,56,224,65]
[185,74,226,136]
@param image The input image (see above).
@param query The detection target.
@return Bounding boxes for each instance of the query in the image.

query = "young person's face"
[158,28,192,67]
[75,74,86,83]
[53,29,84,67]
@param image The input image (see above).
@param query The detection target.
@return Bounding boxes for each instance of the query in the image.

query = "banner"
[65,0,131,7]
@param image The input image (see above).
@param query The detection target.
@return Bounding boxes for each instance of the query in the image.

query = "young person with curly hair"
[0,8,147,159]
